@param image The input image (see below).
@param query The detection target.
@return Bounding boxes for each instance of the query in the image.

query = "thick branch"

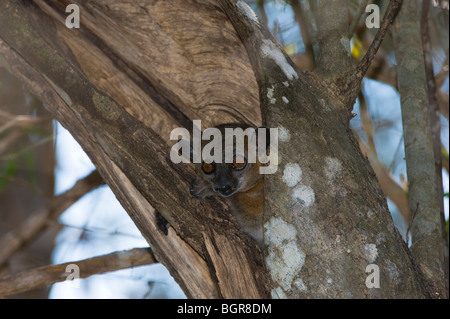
[392,0,447,298]
[0,248,156,297]
[0,0,434,299]
[420,0,449,297]
[314,0,351,77]
[218,0,429,298]
[0,17,221,300]
[357,93,410,225]
[0,0,268,298]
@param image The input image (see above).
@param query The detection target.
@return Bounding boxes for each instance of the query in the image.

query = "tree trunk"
[218,0,430,298]
[0,0,440,298]
[0,0,267,299]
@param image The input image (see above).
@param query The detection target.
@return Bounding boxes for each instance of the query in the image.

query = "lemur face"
[196,153,259,198]
[189,124,266,199]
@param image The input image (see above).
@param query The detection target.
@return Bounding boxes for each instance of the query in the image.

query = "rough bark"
[0,0,439,298]
[314,0,352,77]
[0,0,267,299]
[218,0,429,298]
[420,0,449,296]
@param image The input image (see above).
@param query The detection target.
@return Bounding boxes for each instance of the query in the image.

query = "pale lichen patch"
[261,39,299,80]
[324,156,342,181]
[278,126,291,142]
[237,0,260,24]
[265,217,306,291]
[292,184,315,207]
[363,243,378,263]
[282,96,289,104]
[386,260,400,280]
[340,36,351,57]
[376,233,386,245]
[294,278,307,292]
[267,86,276,104]
[282,163,302,187]
[367,209,375,219]
[271,287,287,299]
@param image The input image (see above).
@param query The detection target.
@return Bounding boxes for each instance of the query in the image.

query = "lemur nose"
[214,184,232,193]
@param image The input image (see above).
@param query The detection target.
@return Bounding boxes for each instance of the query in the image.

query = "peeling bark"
[0,0,268,299]
[0,0,439,298]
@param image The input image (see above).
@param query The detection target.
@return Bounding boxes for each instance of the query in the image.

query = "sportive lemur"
[190,123,268,248]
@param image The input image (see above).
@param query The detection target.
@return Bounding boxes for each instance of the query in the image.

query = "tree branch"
[0,247,156,297]
[0,0,435,299]
[357,0,402,80]
[357,93,410,225]
[420,0,449,297]
[392,0,447,298]
[294,0,318,64]
[218,0,429,298]
[0,170,103,268]
[314,0,351,77]
[348,0,370,38]
[0,0,268,298]
[336,0,403,111]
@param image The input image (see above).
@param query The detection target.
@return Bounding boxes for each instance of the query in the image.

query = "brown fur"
[189,124,266,248]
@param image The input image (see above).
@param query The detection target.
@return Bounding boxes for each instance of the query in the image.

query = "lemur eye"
[202,161,215,174]
[232,155,247,170]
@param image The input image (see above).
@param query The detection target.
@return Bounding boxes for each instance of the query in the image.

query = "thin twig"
[358,91,376,153]
[357,0,402,77]
[339,0,403,110]
[0,170,104,267]
[0,112,50,135]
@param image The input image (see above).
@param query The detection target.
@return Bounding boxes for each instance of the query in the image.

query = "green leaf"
[0,158,17,192]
